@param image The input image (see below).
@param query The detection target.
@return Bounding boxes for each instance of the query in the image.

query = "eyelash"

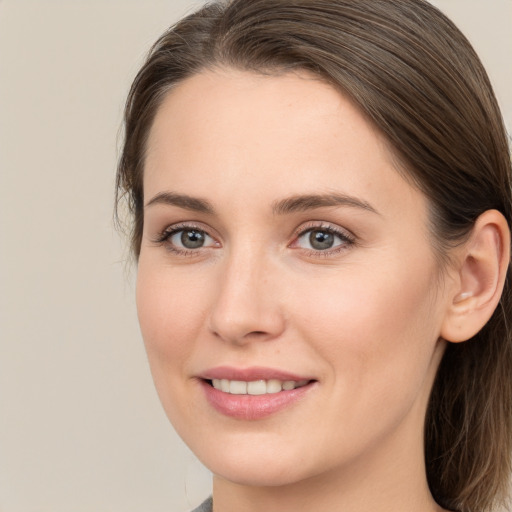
[152,222,356,257]
[152,223,218,256]
[291,222,356,257]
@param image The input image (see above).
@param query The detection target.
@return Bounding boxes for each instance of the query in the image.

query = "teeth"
[211,378,309,395]
[247,380,267,395]
[282,380,296,391]
[220,379,230,393]
[229,380,247,394]
[267,379,282,394]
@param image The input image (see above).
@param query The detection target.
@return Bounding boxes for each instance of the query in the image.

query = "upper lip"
[199,366,314,382]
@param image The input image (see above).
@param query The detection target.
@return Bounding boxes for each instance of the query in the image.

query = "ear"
[441,209,510,343]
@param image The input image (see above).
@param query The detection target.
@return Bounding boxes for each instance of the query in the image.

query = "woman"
[116,1,512,511]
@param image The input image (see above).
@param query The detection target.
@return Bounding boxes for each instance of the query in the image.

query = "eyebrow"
[144,191,378,216]
[272,193,379,216]
[145,191,214,214]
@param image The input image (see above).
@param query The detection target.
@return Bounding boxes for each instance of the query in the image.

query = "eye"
[153,224,219,254]
[170,229,213,250]
[302,230,337,250]
[293,225,355,253]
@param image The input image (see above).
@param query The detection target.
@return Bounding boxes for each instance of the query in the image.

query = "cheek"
[135,259,217,432]
[290,259,442,396]
[136,261,207,376]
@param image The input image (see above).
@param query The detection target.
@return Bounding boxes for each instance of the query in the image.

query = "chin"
[186,432,325,488]
[209,458,310,488]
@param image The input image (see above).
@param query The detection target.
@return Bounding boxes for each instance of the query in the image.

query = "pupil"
[310,230,334,250]
[181,230,204,249]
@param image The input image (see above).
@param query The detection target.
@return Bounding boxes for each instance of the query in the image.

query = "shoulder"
[191,496,213,512]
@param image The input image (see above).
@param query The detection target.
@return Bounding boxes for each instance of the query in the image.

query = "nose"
[208,247,286,345]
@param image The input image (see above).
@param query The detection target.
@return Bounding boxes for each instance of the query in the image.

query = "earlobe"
[441,210,510,343]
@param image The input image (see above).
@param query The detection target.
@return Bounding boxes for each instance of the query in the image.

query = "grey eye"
[170,229,213,249]
[309,230,335,250]
[296,228,348,251]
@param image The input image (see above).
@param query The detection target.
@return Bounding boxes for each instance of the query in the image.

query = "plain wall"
[0,1,510,511]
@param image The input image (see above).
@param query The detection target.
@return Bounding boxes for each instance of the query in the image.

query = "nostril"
[208,301,286,345]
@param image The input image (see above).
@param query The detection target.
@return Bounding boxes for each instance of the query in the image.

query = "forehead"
[144,68,425,221]
[146,68,385,164]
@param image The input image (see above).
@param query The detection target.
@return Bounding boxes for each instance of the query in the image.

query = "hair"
[116,1,512,510]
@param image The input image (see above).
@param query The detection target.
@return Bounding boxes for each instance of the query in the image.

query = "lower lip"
[200,380,315,420]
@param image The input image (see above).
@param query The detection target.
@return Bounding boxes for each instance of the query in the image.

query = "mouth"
[206,378,311,395]
[198,367,317,420]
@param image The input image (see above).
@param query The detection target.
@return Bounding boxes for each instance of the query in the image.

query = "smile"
[210,378,310,395]
[199,369,316,420]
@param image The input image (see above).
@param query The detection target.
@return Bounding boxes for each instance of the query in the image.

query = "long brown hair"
[116,1,512,510]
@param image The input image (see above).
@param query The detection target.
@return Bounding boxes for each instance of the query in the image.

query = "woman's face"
[137,69,452,487]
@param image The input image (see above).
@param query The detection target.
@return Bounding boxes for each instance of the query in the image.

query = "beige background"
[0,1,510,511]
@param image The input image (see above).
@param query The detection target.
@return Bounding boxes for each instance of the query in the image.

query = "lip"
[200,366,313,382]
[198,366,317,421]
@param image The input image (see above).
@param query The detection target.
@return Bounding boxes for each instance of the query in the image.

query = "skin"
[137,68,453,512]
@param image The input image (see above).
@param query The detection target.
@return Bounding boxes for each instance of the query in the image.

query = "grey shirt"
[191,496,213,512]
